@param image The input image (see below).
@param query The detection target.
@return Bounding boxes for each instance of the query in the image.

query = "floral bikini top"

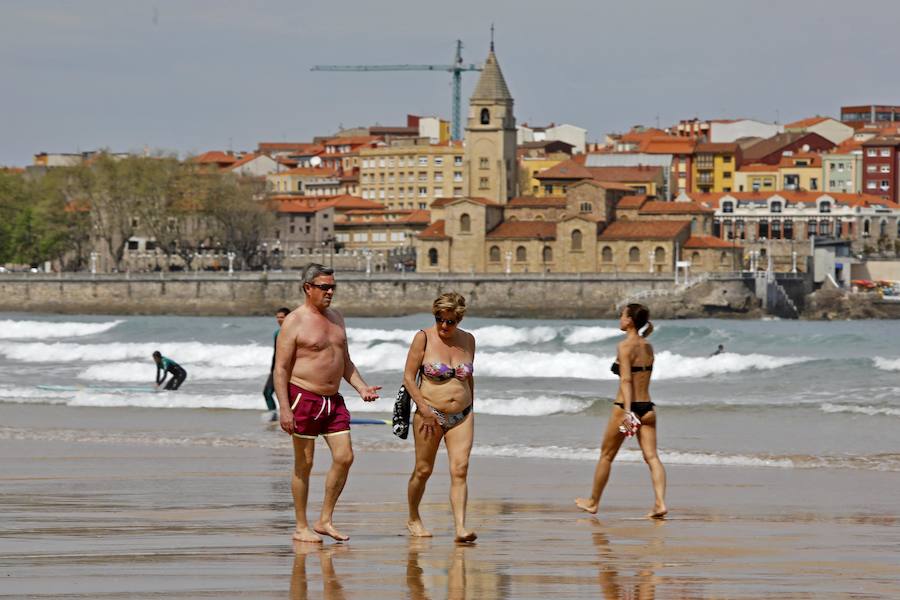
[422,362,474,381]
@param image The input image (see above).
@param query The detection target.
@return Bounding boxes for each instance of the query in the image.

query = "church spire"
[470,41,512,103]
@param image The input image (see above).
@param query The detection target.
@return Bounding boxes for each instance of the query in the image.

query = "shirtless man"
[274,263,381,543]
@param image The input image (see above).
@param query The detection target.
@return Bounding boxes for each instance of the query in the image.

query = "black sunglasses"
[434,316,457,326]
[307,283,337,292]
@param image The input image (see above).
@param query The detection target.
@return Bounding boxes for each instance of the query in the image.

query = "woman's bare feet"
[292,527,323,543]
[454,529,477,543]
[647,504,668,519]
[313,520,349,542]
[407,520,433,537]
[574,497,599,514]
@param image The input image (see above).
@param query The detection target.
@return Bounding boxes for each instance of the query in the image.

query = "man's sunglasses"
[307,283,337,292]
[434,316,457,326]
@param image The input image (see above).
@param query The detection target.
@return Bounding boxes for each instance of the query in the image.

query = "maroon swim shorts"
[289,383,351,439]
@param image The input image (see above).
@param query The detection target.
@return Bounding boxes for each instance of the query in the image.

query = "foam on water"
[347,325,619,348]
[0,319,123,339]
[819,403,900,417]
[78,362,265,382]
[562,326,622,345]
[873,356,900,371]
[0,341,271,368]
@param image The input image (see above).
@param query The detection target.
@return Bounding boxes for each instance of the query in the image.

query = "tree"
[203,174,273,270]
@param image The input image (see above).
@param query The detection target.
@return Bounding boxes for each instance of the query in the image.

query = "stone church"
[414,46,742,274]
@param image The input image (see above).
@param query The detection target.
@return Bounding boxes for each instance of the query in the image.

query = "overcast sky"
[2,0,899,165]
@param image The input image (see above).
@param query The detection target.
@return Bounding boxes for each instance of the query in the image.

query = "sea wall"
[0,273,762,318]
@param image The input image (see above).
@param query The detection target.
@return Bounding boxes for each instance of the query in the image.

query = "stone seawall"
[0,273,761,318]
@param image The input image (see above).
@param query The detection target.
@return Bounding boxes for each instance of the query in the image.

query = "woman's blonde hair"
[432,292,467,320]
[625,303,653,338]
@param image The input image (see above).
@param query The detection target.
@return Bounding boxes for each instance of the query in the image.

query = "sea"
[1,312,899,473]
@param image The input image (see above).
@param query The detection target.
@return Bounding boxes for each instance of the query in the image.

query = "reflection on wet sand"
[406,538,509,600]
[591,520,664,600]
[290,543,348,600]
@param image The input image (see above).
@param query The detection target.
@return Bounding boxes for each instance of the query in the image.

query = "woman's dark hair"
[625,303,653,338]
[152,351,161,359]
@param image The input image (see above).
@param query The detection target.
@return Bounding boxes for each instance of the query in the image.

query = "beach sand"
[2,404,899,599]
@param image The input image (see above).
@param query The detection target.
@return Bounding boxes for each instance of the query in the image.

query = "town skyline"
[4,0,900,166]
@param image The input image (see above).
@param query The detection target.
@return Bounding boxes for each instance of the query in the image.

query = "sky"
[2,0,900,166]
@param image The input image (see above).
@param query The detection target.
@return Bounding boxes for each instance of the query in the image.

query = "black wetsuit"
[262,328,279,411]
[156,356,187,390]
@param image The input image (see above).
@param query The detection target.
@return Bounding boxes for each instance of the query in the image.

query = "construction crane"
[311,40,482,141]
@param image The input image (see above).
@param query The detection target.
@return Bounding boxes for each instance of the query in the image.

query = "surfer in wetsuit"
[262,307,291,421]
[710,344,725,357]
[153,351,187,390]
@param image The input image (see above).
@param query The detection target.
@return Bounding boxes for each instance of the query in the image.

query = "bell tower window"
[480,108,490,125]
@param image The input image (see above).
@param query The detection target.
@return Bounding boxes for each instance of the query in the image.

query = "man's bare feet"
[292,527,323,543]
[575,497,599,514]
[454,529,477,543]
[407,520,433,537]
[647,504,668,519]
[313,520,349,542]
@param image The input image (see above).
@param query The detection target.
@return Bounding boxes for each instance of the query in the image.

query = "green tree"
[203,174,273,270]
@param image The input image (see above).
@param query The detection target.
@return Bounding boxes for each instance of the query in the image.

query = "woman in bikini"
[576,303,668,519]
[403,292,477,542]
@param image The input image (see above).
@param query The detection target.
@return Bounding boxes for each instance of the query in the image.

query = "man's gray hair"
[302,263,334,294]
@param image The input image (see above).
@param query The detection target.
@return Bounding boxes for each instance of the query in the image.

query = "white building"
[518,123,587,153]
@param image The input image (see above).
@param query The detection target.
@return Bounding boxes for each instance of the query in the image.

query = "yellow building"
[266,167,345,196]
[358,139,464,210]
[776,153,823,191]
[735,164,778,193]
[693,143,741,193]
[519,157,565,196]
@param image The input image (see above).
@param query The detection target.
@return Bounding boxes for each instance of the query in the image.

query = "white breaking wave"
[347,325,620,348]
[78,362,265,382]
[0,319,123,339]
[873,357,900,372]
[476,395,595,416]
[820,403,900,417]
[471,443,796,468]
[563,326,622,345]
[346,328,415,345]
[0,341,271,368]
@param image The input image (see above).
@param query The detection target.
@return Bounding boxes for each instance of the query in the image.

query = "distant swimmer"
[576,303,667,519]
[153,351,187,390]
[263,307,291,422]
[710,344,725,357]
[273,263,380,543]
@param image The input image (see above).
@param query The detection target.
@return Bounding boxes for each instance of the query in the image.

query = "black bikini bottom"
[614,401,655,418]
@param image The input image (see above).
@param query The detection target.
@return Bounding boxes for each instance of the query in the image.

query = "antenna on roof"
[490,23,495,51]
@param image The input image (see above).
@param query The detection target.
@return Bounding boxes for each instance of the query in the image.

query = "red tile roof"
[534,159,593,180]
[193,151,238,165]
[684,235,740,249]
[507,196,568,208]
[598,220,690,240]
[683,191,900,209]
[538,161,663,183]
[275,167,339,177]
[640,137,697,154]
[591,179,638,191]
[616,194,649,209]
[486,221,557,240]
[258,142,323,154]
[738,163,777,173]
[418,220,448,240]
[639,201,714,214]
[830,138,864,154]
[695,142,739,153]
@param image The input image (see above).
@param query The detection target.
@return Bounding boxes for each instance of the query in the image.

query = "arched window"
[516,246,527,262]
[819,201,831,213]
[720,251,729,265]
[601,246,613,262]
[489,246,500,262]
[654,246,665,264]
[579,202,592,213]
[571,229,583,250]
[542,246,553,262]
[722,201,734,213]
[863,219,870,236]
[691,217,698,233]
[534,214,544,221]
[629,247,640,263]
[771,201,782,213]
[881,219,888,237]
[480,108,490,125]
[428,248,438,266]
[691,251,701,264]
[460,213,471,233]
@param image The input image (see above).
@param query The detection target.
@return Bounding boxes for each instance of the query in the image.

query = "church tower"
[464,41,517,204]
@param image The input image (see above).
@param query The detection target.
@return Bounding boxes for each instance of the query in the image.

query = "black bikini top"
[611,362,653,376]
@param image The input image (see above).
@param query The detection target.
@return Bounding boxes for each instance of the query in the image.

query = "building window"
[453,187,463,197]
[629,247,640,263]
[881,149,891,157]
[453,171,463,182]
[771,219,781,239]
[811,177,818,190]
[289,225,295,234]
[722,201,734,213]
[418,187,427,197]
[720,251,729,265]
[601,246,613,262]
[783,219,793,240]
[771,201,782,213]
[759,219,769,239]
[579,202,592,213]
[418,156,428,166]
[881,164,891,173]
[480,108,490,125]
[127,240,139,250]
[724,171,732,179]
[489,246,500,262]
[460,213,471,233]
[571,229,583,251]
[542,246,553,262]
[654,246,665,264]
[867,149,877,157]
[434,156,443,166]
[428,248,438,266]
[454,156,463,166]
[691,251,701,265]
[544,185,554,195]
[479,177,489,190]
[516,246,526,261]
[479,157,489,169]
[808,219,817,237]
[819,201,831,213]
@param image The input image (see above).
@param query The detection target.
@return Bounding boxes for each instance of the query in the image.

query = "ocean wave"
[873,357,900,372]
[78,362,265,382]
[562,326,622,345]
[347,324,619,348]
[820,403,900,417]
[0,319,123,339]
[0,341,271,368]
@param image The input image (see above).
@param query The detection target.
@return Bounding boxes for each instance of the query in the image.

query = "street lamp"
[364,249,373,275]
[90,251,98,276]
[226,251,236,275]
[648,249,655,274]
[504,250,512,275]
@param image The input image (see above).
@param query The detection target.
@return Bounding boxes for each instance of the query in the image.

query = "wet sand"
[2,405,900,598]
